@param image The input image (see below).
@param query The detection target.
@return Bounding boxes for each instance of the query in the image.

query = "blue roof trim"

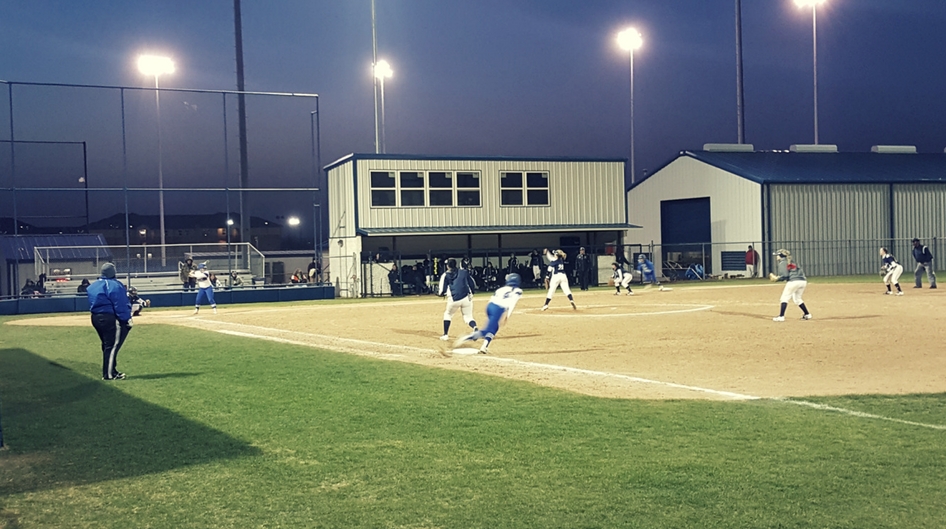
[684,151,946,185]
[0,234,110,263]
[324,152,627,172]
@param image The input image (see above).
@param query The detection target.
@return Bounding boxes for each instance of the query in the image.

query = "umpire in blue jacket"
[88,262,133,380]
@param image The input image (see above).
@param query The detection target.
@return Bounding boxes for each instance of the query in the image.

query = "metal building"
[326,154,632,297]
[626,145,946,278]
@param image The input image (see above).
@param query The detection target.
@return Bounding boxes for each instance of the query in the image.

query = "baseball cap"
[912,238,920,243]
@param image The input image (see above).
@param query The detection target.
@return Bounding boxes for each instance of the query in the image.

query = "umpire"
[88,262,133,380]
[575,247,592,290]
[911,238,937,289]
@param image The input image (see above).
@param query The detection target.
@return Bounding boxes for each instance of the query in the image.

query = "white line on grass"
[775,398,946,431]
[206,322,946,430]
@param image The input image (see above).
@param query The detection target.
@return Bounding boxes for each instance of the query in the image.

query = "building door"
[660,197,711,274]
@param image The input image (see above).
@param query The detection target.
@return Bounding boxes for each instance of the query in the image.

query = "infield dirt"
[12,282,944,400]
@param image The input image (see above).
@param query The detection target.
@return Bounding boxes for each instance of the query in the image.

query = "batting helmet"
[505,273,521,288]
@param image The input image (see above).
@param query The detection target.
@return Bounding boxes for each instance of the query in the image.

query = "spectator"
[291,269,305,283]
[20,279,37,298]
[77,278,91,294]
[179,257,197,291]
[307,258,318,282]
[388,266,402,296]
[746,245,761,278]
[575,247,592,291]
[911,238,937,289]
[229,271,244,287]
[529,249,544,287]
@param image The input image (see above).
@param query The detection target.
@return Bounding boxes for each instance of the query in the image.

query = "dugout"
[626,144,946,278]
[325,153,639,297]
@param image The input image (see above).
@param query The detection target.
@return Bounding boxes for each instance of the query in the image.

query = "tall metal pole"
[234,0,251,255]
[8,84,18,298]
[811,6,820,145]
[735,0,746,144]
[82,141,90,233]
[310,109,318,264]
[629,49,636,185]
[379,76,387,154]
[371,0,380,154]
[316,97,322,283]
[223,94,232,280]
[153,75,168,266]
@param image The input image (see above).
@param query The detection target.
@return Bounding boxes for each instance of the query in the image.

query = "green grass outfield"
[2,294,946,528]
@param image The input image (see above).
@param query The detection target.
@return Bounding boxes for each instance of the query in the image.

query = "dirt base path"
[11,282,945,400]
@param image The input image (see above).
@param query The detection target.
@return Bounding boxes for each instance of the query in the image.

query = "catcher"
[127,286,151,317]
[769,249,812,322]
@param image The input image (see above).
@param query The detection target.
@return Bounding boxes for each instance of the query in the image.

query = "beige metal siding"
[354,159,624,230]
[893,184,946,240]
[770,184,889,242]
[327,163,356,239]
[626,156,763,273]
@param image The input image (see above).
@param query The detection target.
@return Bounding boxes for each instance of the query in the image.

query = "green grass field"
[2,306,946,528]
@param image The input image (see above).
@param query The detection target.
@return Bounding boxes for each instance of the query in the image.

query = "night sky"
[2,0,946,223]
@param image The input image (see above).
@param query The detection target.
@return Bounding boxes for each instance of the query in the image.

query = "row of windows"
[369,170,550,208]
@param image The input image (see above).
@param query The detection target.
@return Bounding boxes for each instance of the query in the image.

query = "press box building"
[326,154,632,297]
[626,144,946,278]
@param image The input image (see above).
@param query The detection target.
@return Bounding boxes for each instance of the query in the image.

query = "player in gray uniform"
[770,249,812,322]
[438,259,478,341]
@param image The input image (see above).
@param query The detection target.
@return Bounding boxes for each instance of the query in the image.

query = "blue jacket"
[913,245,933,263]
[87,277,132,321]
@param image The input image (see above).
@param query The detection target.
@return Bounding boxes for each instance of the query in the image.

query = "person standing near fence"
[911,238,937,289]
[190,263,218,314]
[88,262,133,380]
[879,247,904,296]
[576,247,592,291]
[745,245,760,278]
[179,257,197,291]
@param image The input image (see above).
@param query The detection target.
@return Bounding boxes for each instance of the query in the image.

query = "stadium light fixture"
[374,60,393,153]
[287,216,301,227]
[616,28,643,184]
[138,54,175,267]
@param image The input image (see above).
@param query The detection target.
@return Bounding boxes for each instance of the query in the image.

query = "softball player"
[127,286,151,316]
[879,247,904,295]
[190,263,217,314]
[636,255,665,290]
[438,259,478,340]
[770,249,811,321]
[541,249,577,311]
[611,262,634,295]
[454,273,523,354]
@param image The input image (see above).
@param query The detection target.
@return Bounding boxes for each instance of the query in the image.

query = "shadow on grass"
[0,348,260,496]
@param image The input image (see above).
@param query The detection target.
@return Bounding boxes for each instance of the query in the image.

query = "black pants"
[578,270,591,290]
[91,313,132,379]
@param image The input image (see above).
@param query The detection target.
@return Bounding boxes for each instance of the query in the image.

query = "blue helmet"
[505,273,521,288]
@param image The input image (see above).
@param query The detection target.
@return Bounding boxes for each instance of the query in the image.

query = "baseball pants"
[196,286,216,307]
[546,273,572,298]
[92,313,132,379]
[444,296,475,325]
[884,264,903,286]
[914,262,937,287]
[779,280,807,305]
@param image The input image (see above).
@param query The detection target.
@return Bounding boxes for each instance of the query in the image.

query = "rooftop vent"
[871,145,917,154]
[789,144,838,153]
[703,143,754,152]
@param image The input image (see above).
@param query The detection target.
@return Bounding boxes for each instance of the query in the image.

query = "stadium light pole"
[795,0,825,145]
[226,218,234,282]
[374,60,393,154]
[617,28,643,184]
[138,54,175,266]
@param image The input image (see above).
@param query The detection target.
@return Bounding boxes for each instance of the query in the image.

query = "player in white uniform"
[438,259,478,340]
[611,262,634,295]
[454,274,523,354]
[879,247,904,295]
[541,249,577,311]
[190,263,217,314]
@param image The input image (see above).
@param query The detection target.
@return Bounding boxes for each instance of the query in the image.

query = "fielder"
[636,254,665,291]
[769,249,812,321]
[438,259,478,341]
[611,262,634,295]
[190,263,217,314]
[541,249,577,311]
[879,247,904,295]
[454,273,523,354]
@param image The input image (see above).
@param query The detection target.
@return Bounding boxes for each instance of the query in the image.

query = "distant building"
[88,213,283,251]
[627,145,946,276]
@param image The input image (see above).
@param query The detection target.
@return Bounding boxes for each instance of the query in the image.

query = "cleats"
[884,291,892,295]
[570,301,577,310]
[613,292,619,296]
[213,307,218,314]
[439,335,450,341]
[193,308,199,314]
[897,291,904,296]
[801,314,812,320]
[772,316,785,322]
[104,372,126,380]
[626,291,634,296]
[478,347,488,355]
[541,305,548,311]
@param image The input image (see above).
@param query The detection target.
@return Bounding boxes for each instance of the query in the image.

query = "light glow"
[137,55,175,77]
[794,0,826,7]
[287,216,301,227]
[617,28,643,51]
[374,60,393,79]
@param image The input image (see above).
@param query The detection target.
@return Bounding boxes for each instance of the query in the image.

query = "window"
[399,171,425,206]
[428,171,453,206]
[456,171,481,206]
[370,171,396,207]
[500,171,549,206]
